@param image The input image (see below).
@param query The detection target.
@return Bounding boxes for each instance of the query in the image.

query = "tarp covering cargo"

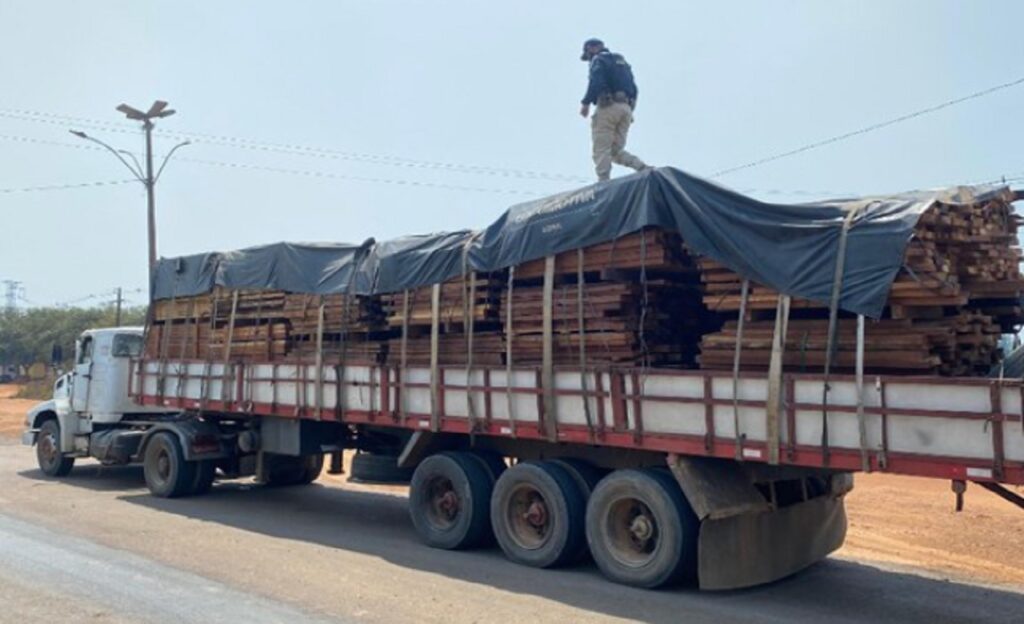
[151,167,1012,318]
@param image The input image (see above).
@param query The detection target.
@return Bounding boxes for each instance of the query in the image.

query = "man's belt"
[597,91,634,107]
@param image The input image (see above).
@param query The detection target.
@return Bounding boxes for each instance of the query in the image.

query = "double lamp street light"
[70,100,190,296]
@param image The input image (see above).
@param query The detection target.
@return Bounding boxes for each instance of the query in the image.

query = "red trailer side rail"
[134,358,1024,487]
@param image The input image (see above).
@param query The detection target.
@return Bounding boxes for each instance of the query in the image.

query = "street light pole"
[144,119,157,272]
[70,101,188,297]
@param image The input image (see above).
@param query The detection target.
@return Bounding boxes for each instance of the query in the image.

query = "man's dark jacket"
[581,49,638,105]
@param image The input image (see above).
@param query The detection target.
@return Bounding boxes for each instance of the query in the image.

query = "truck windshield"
[112,334,144,358]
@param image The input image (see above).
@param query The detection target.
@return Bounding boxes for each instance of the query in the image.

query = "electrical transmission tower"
[3,280,23,312]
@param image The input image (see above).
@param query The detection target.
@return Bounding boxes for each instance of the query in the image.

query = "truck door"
[70,335,94,413]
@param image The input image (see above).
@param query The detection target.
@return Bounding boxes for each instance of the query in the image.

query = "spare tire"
[350,452,414,484]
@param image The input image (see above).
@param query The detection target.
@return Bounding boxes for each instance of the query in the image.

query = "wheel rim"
[605,496,660,568]
[153,447,172,485]
[38,431,58,468]
[506,483,551,550]
[425,476,460,530]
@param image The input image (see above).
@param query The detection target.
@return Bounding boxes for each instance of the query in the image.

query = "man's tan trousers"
[591,101,647,181]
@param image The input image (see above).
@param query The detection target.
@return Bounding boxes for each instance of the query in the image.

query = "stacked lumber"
[500,229,715,367]
[696,197,1021,375]
[143,195,1018,378]
[147,288,387,363]
[501,280,707,366]
[512,230,694,281]
[378,276,502,367]
[281,293,386,363]
[697,312,1001,375]
[380,277,502,331]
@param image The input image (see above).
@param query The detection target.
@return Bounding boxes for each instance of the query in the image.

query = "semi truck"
[21,323,1024,590]
[22,168,1024,590]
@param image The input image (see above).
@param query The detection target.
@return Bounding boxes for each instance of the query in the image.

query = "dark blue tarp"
[151,167,1014,319]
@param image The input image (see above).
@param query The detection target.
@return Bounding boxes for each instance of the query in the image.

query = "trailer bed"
[135,358,1024,486]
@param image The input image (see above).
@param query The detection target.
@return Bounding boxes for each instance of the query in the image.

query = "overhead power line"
[0,132,547,197]
[175,157,545,195]
[710,75,1024,178]
[0,179,136,194]
[0,107,590,184]
[51,287,145,309]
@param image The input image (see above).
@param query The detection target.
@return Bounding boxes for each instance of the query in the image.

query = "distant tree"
[0,305,147,367]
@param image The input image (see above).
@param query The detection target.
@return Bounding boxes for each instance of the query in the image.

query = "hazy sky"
[1,1,1022,306]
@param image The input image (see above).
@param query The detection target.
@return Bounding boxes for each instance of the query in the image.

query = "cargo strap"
[577,248,595,441]
[199,290,220,410]
[174,298,196,401]
[337,290,353,421]
[732,278,750,460]
[505,267,518,436]
[243,297,264,410]
[429,282,442,431]
[461,237,481,436]
[855,314,870,471]
[765,294,790,465]
[399,289,410,425]
[220,290,239,405]
[314,298,325,420]
[637,230,650,367]
[821,207,861,464]
[542,255,558,442]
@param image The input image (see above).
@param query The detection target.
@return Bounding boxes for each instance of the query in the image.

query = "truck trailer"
[23,167,1024,590]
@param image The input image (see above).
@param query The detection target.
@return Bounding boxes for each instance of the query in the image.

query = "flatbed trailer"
[34,169,1020,591]
[132,355,1024,589]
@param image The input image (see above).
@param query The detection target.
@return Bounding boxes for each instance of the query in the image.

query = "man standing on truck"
[579,38,649,181]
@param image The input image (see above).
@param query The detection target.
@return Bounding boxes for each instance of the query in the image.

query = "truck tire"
[490,461,587,568]
[297,453,324,484]
[467,451,507,484]
[265,454,323,486]
[36,419,74,477]
[585,468,698,588]
[549,458,604,499]
[189,460,216,495]
[349,452,414,484]
[143,432,197,498]
[409,452,493,550]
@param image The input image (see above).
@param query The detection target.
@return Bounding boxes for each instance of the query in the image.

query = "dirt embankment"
[0,384,1021,589]
[0,384,35,438]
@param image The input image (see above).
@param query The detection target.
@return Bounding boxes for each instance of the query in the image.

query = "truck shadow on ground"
[20,465,1024,624]
[18,462,147,491]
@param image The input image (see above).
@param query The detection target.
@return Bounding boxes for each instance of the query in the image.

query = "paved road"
[0,514,333,623]
[1,441,1021,623]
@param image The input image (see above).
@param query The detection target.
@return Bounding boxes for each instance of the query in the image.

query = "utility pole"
[70,101,189,297]
[115,287,123,326]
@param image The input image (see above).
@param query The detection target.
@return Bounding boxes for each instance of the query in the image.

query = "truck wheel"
[36,419,74,477]
[549,458,605,499]
[409,452,493,550]
[297,453,324,484]
[586,468,698,588]
[143,432,197,498]
[490,461,587,568]
[265,454,323,486]
[350,452,413,484]
[467,451,507,484]
[189,460,216,495]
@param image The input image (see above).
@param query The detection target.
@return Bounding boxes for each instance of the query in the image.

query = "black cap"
[580,38,603,61]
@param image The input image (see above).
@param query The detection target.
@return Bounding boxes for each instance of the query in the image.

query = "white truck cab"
[22,327,177,476]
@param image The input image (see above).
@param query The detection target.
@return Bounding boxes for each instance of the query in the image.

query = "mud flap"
[697,495,847,590]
